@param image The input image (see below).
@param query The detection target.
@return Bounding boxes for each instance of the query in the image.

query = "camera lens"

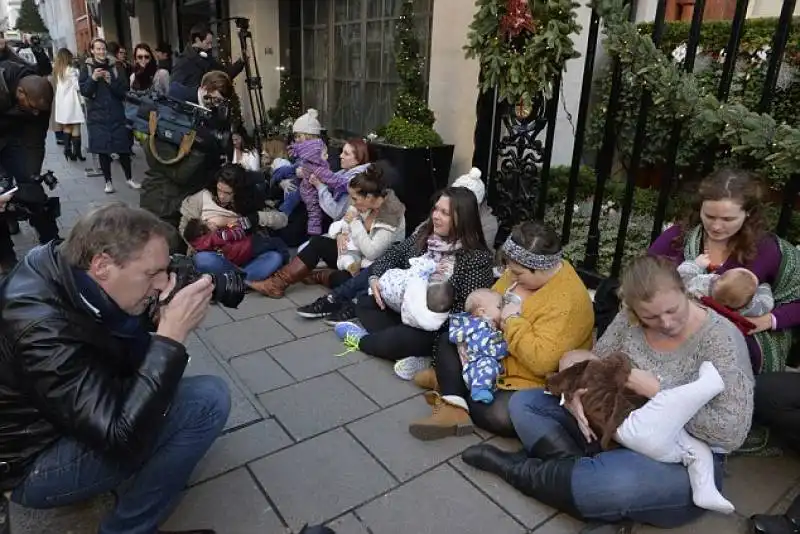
[210,271,246,309]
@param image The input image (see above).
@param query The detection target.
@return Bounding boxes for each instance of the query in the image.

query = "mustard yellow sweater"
[494,261,594,390]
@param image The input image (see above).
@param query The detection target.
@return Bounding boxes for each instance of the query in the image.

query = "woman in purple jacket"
[648,168,800,375]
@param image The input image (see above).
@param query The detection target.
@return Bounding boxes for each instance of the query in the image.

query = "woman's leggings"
[297,235,351,287]
[354,294,439,362]
[434,333,516,437]
[98,153,132,183]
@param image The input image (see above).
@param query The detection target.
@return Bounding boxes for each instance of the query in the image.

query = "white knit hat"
[292,108,322,135]
[452,167,486,205]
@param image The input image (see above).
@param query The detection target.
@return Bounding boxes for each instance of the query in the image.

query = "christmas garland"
[465,0,582,104]
[593,0,800,185]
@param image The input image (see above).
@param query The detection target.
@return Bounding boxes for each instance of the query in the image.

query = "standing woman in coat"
[79,38,138,194]
[53,48,86,162]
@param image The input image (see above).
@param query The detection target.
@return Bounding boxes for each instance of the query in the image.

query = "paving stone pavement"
[7,139,800,533]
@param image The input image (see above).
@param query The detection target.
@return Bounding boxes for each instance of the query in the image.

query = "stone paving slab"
[189,419,294,486]
[162,468,286,534]
[347,397,482,482]
[258,372,379,441]
[356,464,527,534]
[249,428,396,531]
[10,139,800,534]
[184,333,264,430]
[230,350,297,395]
[267,332,368,381]
[205,314,296,358]
[339,358,421,408]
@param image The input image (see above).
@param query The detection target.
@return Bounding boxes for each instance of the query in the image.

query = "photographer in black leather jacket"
[0,203,229,534]
[0,58,60,271]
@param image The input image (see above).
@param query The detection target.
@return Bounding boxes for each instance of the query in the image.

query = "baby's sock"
[681,433,735,514]
[471,387,494,404]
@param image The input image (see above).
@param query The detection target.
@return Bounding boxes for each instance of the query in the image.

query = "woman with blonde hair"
[462,255,753,530]
[53,48,86,161]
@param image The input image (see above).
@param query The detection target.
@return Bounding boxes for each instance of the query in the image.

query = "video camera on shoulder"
[125,91,232,155]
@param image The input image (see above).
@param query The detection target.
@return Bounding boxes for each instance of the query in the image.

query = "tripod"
[211,17,269,147]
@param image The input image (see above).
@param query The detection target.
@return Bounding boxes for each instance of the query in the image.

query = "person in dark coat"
[170,23,244,103]
[79,38,138,194]
[0,58,60,271]
[0,203,228,534]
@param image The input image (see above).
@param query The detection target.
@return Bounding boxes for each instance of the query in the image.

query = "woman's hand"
[500,302,522,328]
[309,173,321,188]
[564,389,597,443]
[92,68,105,81]
[369,278,385,310]
[748,314,774,335]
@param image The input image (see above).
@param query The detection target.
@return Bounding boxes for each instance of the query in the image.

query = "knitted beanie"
[452,168,486,205]
[292,108,322,135]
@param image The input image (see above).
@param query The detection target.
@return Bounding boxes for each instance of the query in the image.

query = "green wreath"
[465,0,582,105]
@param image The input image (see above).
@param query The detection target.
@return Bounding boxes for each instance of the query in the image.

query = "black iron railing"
[475,0,799,286]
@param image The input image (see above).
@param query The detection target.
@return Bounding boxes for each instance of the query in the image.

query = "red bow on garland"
[700,296,756,335]
[501,0,536,39]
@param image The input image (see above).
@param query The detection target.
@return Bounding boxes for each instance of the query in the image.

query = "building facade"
[37,0,78,52]
[78,0,800,178]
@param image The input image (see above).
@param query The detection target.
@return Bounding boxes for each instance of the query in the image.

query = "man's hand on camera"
[156,274,213,345]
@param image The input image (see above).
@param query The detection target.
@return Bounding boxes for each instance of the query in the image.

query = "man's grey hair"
[61,202,175,269]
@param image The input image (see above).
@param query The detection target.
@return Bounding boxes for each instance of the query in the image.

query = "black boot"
[63,133,74,160]
[752,493,800,534]
[72,136,86,161]
[751,515,799,534]
[528,426,586,460]
[462,444,582,518]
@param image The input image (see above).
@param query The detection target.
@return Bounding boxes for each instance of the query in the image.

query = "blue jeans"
[194,250,285,282]
[332,267,371,301]
[11,376,231,534]
[509,388,723,528]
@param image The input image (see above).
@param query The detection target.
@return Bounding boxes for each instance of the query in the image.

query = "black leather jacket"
[0,243,188,490]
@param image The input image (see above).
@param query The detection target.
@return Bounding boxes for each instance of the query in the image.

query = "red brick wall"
[71,0,95,55]
[665,0,737,21]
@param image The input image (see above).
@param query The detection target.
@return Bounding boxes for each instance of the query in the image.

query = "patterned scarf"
[684,224,800,373]
[424,233,461,279]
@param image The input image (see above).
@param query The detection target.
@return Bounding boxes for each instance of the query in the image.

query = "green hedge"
[585,17,800,184]
[638,17,800,62]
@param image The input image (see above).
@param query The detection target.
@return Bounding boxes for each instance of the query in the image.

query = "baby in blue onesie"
[449,288,508,404]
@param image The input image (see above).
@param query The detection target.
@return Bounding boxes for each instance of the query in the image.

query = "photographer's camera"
[168,254,245,309]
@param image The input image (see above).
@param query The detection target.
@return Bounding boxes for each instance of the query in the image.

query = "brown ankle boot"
[409,393,473,441]
[413,368,439,391]
[249,257,310,298]
[301,268,336,287]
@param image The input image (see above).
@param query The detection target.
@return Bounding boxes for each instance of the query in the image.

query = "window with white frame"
[289,0,433,136]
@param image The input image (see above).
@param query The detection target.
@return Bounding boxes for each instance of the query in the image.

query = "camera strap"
[147,110,197,165]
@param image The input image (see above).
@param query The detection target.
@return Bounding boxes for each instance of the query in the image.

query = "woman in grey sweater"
[459,255,754,531]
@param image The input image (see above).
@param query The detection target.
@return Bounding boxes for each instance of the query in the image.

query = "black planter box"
[369,143,455,235]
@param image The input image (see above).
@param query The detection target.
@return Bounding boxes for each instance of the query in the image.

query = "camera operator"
[170,23,244,103]
[0,57,60,271]
[20,35,53,77]
[140,70,235,244]
[0,203,229,534]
